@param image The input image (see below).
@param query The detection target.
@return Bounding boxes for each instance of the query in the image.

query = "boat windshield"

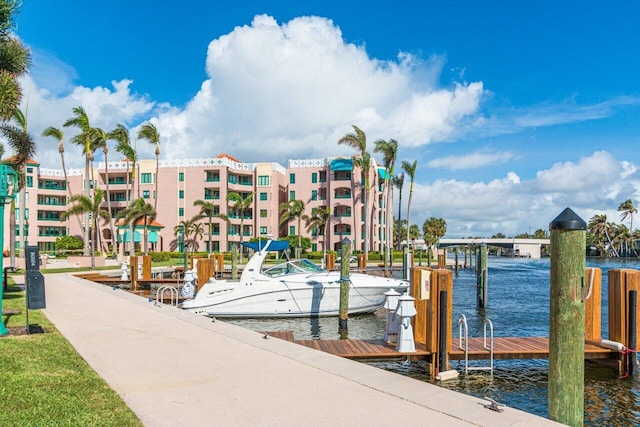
[262,259,325,277]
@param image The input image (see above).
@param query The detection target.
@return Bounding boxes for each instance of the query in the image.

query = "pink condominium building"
[15,153,389,255]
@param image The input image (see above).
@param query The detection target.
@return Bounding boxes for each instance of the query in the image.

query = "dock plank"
[270,332,615,362]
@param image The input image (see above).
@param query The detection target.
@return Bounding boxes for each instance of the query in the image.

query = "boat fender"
[599,339,626,352]
[435,369,460,381]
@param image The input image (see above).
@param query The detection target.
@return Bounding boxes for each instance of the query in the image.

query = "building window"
[260,192,268,201]
[206,171,220,182]
[311,243,317,252]
[26,176,33,187]
[289,225,295,236]
[27,167,33,173]
[289,191,295,200]
[179,172,184,182]
[258,175,270,186]
[260,226,267,235]
[141,173,152,184]
[179,190,184,199]
[143,190,150,199]
[311,172,317,183]
[311,190,317,201]
[178,208,184,217]
[260,209,267,218]
[24,208,28,220]
[289,173,295,184]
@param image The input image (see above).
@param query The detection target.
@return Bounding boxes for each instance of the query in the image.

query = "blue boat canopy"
[330,158,353,171]
[242,240,289,252]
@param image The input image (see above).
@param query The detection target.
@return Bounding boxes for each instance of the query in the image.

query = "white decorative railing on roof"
[39,168,83,177]
[40,158,290,176]
[288,158,327,168]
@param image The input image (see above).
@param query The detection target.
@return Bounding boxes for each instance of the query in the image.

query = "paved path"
[38,273,561,426]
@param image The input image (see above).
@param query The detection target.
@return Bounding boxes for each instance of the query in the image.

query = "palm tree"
[279,199,306,250]
[174,218,193,252]
[93,127,116,256]
[0,3,31,121]
[422,217,447,256]
[61,188,110,269]
[227,191,254,260]
[303,206,331,260]
[117,198,156,256]
[63,106,94,255]
[338,125,372,259]
[110,124,137,202]
[618,199,637,232]
[401,160,418,250]
[374,138,398,266]
[188,221,205,252]
[42,126,76,201]
[137,122,160,213]
[0,109,35,266]
[588,214,618,257]
[393,173,405,249]
[193,199,229,254]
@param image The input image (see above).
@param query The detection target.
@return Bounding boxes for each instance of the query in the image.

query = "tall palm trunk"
[154,151,159,214]
[103,151,116,256]
[363,171,369,261]
[386,180,393,266]
[396,191,402,249]
[83,155,90,256]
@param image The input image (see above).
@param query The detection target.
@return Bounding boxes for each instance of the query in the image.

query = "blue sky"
[10,1,640,237]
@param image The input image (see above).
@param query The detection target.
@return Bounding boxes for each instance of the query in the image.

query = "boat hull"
[182,274,408,318]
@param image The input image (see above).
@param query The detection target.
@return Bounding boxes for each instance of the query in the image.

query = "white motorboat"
[181,240,409,318]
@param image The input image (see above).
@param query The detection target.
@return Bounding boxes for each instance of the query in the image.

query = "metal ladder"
[457,313,494,376]
[155,285,179,307]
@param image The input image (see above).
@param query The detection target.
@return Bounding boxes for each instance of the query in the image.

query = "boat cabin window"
[263,259,324,277]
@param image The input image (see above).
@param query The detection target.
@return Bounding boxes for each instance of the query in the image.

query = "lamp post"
[0,164,18,335]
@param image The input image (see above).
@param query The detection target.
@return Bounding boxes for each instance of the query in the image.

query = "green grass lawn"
[1,280,142,427]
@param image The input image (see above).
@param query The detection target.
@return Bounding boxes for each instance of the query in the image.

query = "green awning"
[330,158,353,171]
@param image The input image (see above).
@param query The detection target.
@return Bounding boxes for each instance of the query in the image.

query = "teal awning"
[122,231,141,243]
[378,167,390,180]
[148,231,158,243]
[330,158,353,171]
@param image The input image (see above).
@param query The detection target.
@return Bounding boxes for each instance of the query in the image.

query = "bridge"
[437,238,550,259]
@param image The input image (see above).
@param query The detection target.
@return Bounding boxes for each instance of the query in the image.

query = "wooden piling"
[584,267,602,342]
[339,239,351,333]
[411,267,453,375]
[129,255,138,291]
[629,290,637,376]
[231,245,238,280]
[548,207,586,427]
[325,253,335,270]
[142,255,152,280]
[608,269,640,349]
[454,248,459,276]
[476,243,488,308]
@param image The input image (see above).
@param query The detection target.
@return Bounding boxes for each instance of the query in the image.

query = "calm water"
[225,257,640,425]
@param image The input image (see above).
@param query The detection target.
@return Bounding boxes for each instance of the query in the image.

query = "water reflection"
[225,257,640,425]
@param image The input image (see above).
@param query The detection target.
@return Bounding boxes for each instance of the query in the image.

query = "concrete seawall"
[36,273,561,426]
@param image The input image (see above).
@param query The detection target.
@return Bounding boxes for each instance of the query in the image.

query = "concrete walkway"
[37,273,561,427]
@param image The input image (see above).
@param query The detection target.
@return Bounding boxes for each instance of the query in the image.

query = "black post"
[629,290,637,377]
[3,266,11,292]
[438,290,448,373]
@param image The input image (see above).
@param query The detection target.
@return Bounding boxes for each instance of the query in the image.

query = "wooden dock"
[266,332,614,361]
